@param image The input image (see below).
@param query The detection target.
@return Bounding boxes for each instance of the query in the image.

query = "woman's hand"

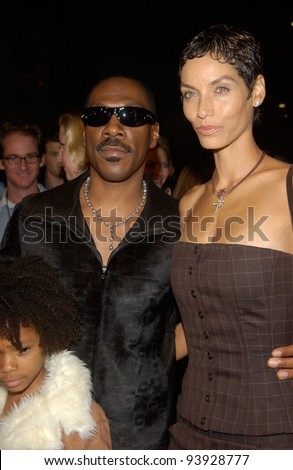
[267,345,293,379]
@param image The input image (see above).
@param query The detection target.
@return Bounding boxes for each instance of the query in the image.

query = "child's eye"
[19,347,30,354]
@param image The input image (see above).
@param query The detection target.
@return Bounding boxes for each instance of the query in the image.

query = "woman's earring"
[255,100,261,107]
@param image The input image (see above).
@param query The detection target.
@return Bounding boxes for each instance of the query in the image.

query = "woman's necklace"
[212,151,265,213]
[84,177,147,250]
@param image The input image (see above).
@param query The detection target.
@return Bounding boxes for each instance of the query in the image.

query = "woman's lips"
[195,126,219,136]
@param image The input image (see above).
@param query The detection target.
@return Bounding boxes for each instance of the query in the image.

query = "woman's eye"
[182,91,196,100]
[216,86,229,93]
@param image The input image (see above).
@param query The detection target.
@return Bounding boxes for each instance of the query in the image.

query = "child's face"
[0,325,46,397]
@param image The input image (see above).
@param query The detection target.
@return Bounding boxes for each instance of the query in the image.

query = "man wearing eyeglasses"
[0,119,45,241]
[0,76,184,449]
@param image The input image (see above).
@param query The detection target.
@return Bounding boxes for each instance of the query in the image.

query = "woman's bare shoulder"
[179,182,207,210]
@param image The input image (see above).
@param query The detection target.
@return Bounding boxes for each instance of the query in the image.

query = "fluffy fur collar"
[0,350,96,449]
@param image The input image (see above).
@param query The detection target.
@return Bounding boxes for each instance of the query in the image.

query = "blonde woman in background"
[58,112,89,180]
[173,163,202,200]
[144,135,175,195]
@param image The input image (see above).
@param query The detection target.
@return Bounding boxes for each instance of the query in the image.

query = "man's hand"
[267,345,293,379]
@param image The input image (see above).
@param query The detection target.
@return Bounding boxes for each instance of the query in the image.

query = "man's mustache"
[96,138,132,153]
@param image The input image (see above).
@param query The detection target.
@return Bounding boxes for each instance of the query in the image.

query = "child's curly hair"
[0,256,82,354]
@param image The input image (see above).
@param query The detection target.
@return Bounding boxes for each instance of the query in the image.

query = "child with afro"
[0,256,112,450]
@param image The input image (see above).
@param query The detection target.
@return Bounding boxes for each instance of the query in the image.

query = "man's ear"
[0,160,5,170]
[39,154,46,168]
[150,122,160,149]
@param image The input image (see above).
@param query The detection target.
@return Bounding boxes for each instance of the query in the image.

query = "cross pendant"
[213,195,225,213]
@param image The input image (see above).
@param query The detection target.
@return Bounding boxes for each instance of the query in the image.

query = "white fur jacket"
[0,350,97,449]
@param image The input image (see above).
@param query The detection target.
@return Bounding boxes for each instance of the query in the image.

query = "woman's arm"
[175,322,188,360]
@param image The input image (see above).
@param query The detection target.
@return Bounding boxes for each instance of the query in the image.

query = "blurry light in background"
[278,102,288,119]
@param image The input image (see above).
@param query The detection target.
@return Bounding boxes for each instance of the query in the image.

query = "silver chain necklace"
[212,151,265,213]
[84,177,147,250]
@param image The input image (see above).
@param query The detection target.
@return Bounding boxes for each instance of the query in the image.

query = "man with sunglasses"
[0,76,182,449]
[0,119,45,241]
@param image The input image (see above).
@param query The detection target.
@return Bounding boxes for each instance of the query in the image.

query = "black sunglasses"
[81,106,157,128]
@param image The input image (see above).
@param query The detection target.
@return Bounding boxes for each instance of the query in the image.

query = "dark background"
[0,2,292,179]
